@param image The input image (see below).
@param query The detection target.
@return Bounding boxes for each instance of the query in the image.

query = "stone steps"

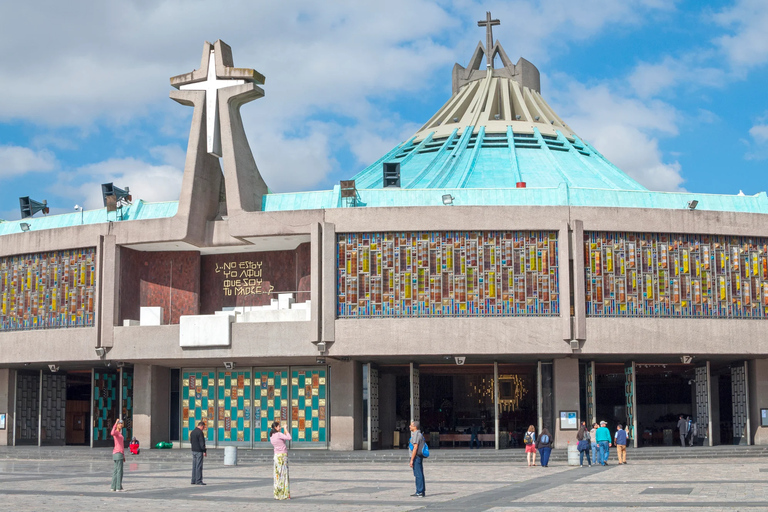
[2,445,766,464]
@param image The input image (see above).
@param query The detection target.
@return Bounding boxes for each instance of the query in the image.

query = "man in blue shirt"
[594,421,612,465]
[614,424,628,464]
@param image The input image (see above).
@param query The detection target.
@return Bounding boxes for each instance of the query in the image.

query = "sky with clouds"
[1,0,767,220]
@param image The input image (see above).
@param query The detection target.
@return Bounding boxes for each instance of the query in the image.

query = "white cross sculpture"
[179,50,245,158]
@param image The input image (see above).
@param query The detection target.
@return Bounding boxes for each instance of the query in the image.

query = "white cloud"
[0,145,57,176]
[713,0,768,70]
[552,80,685,191]
[53,157,183,210]
[749,124,768,144]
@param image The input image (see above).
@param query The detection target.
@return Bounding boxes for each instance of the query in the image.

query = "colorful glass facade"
[182,370,216,443]
[291,368,327,444]
[585,231,768,318]
[216,369,252,444]
[121,369,134,440]
[0,247,96,331]
[337,231,559,318]
[93,371,119,443]
[254,368,290,444]
[180,367,326,447]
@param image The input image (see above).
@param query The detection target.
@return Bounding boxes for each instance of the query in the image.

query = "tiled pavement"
[1,454,767,511]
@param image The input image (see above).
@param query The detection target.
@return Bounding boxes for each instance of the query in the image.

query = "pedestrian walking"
[676,415,688,448]
[524,425,537,466]
[536,427,553,467]
[470,423,480,449]
[110,418,125,491]
[595,421,612,465]
[190,421,207,485]
[408,420,426,497]
[576,422,592,467]
[614,424,628,464]
[688,419,697,447]
[270,420,292,500]
[590,422,599,465]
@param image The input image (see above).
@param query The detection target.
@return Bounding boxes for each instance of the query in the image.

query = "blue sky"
[1,0,767,220]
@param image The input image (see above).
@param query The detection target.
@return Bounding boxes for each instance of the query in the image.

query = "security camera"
[95,347,106,358]
[455,356,466,365]
[223,362,236,370]
[74,204,81,211]
[48,365,59,373]
[316,357,326,365]
[116,361,126,368]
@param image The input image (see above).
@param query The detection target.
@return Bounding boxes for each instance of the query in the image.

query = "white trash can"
[567,443,580,466]
[224,446,238,466]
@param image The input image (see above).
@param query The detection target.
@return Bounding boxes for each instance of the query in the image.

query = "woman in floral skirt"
[269,420,292,500]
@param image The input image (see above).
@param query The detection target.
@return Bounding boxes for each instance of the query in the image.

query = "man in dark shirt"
[190,421,207,485]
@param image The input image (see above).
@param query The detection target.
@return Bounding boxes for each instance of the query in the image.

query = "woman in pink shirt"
[110,418,125,491]
[269,420,292,500]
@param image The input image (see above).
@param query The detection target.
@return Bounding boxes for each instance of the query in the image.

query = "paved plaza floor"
[1,454,767,511]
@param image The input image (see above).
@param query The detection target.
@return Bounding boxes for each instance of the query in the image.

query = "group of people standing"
[110,418,293,500]
[576,421,629,466]
[523,425,554,467]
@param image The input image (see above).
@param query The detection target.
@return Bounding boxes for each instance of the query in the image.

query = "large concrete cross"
[178,50,245,158]
[477,11,500,69]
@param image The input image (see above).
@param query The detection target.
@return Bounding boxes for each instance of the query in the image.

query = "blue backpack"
[409,440,430,458]
[541,434,550,444]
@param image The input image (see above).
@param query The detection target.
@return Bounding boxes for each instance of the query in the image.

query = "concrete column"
[553,358,580,449]
[558,220,571,342]
[571,220,586,341]
[0,369,15,446]
[329,360,361,450]
[132,365,170,447]
[321,222,336,346]
[98,235,118,348]
[310,222,321,343]
[749,359,768,445]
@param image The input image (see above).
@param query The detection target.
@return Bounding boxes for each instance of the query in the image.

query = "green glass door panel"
[216,369,252,445]
[181,370,215,443]
[253,368,290,445]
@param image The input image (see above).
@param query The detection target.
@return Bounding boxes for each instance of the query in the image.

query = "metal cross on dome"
[178,50,244,157]
[477,12,500,69]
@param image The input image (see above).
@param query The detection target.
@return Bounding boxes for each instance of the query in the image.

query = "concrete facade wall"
[133,364,171,446]
[553,358,580,449]
[0,369,13,446]
[6,202,768,449]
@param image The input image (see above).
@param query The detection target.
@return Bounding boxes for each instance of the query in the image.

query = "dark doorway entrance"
[635,364,696,446]
[66,371,91,446]
[419,365,495,448]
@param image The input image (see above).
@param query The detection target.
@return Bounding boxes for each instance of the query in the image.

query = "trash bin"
[224,446,238,466]
[567,443,580,466]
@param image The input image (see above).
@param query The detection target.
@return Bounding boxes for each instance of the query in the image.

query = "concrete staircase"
[2,445,766,464]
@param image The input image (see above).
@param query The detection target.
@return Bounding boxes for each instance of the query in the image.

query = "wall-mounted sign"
[761,408,768,428]
[559,411,578,431]
[0,413,6,430]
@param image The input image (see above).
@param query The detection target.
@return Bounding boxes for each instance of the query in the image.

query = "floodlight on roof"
[494,114,500,120]
[515,115,521,120]
[687,200,698,210]
[534,116,540,121]
[19,197,49,219]
[20,222,31,232]
[442,194,454,205]
[101,183,132,209]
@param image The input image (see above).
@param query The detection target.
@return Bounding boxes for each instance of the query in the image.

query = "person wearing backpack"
[576,422,591,468]
[408,421,426,498]
[536,428,553,467]
[590,423,599,465]
[524,425,537,466]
